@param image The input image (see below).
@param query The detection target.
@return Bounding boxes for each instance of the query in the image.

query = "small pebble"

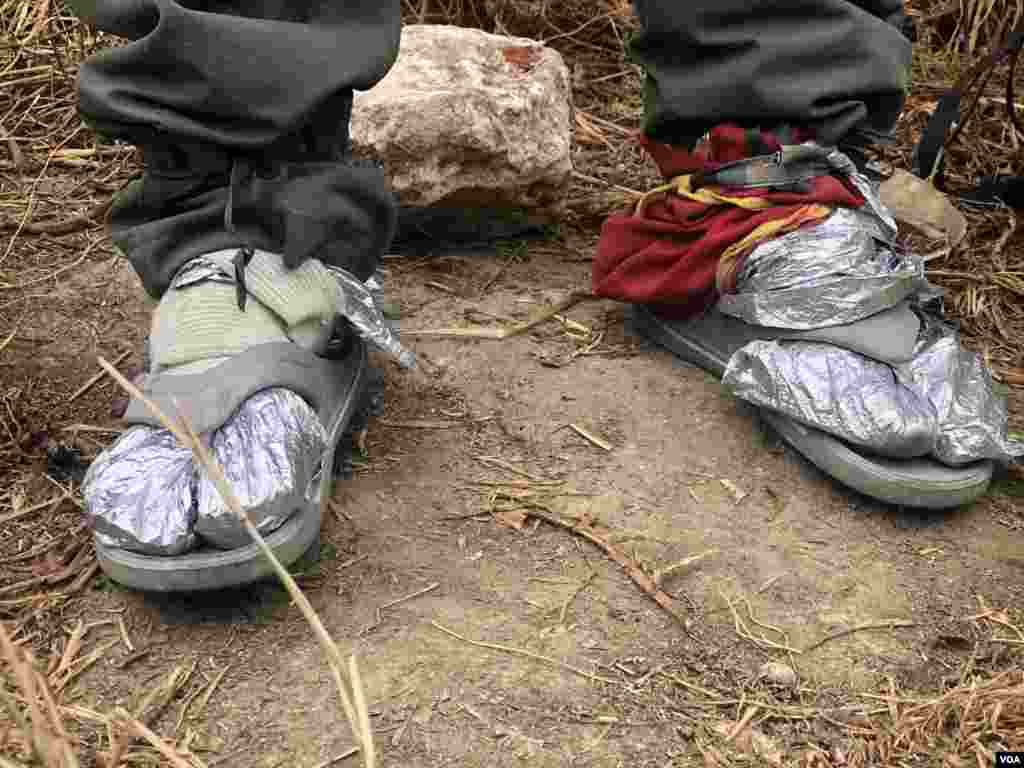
[758,660,798,688]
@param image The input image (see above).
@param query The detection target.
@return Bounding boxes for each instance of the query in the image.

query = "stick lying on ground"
[96,357,377,768]
[520,501,696,635]
[402,291,598,339]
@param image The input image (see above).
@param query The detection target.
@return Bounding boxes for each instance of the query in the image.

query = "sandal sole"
[630,304,994,510]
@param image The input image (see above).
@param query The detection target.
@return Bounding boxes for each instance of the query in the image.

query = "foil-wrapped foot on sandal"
[84,250,409,558]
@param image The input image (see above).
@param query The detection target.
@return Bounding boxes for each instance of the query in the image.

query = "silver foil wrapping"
[710,146,1020,468]
[85,388,327,555]
[329,265,417,369]
[898,317,1024,466]
[84,258,410,555]
[195,388,327,549]
[83,426,198,556]
[723,339,938,458]
[717,206,924,330]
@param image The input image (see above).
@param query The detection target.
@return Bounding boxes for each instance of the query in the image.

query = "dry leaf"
[879,169,967,246]
[714,720,782,762]
[495,509,528,530]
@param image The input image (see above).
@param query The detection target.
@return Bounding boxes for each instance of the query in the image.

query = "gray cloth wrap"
[124,341,361,435]
[73,0,401,298]
[630,0,912,148]
[70,0,911,298]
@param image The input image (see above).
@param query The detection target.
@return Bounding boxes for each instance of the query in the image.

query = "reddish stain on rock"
[502,46,542,72]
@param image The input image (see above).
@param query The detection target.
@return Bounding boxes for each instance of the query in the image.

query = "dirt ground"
[2,229,1022,766]
[2,3,1023,764]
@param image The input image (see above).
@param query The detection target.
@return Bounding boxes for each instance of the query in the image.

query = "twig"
[568,422,612,451]
[480,248,518,294]
[118,713,192,768]
[0,493,65,526]
[578,113,634,136]
[2,236,103,291]
[377,419,459,429]
[802,620,916,653]
[991,207,1018,270]
[0,119,23,171]
[659,670,721,699]
[61,424,126,435]
[0,527,78,565]
[97,357,376,768]
[0,327,16,354]
[402,291,597,339]
[0,680,36,765]
[313,748,360,768]
[67,350,130,402]
[363,583,440,633]
[558,571,596,625]
[720,591,802,655]
[192,664,230,720]
[726,705,761,742]
[571,170,644,197]
[476,455,545,481]
[0,623,78,767]
[424,280,457,294]
[338,554,369,569]
[430,621,620,686]
[55,621,86,681]
[521,501,693,633]
[542,12,613,44]
[652,550,717,588]
[0,198,112,235]
[0,124,83,267]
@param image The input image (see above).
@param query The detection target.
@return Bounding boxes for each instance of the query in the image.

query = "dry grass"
[1,0,1022,766]
[848,671,1024,766]
[887,0,1024,406]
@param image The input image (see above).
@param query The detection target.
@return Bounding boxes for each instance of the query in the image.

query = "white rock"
[351,24,573,211]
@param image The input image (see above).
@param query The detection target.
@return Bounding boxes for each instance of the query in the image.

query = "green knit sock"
[150,250,342,373]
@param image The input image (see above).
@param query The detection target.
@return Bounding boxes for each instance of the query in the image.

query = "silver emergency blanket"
[84,261,411,555]
[898,316,1024,466]
[84,427,198,556]
[195,388,327,549]
[84,387,326,554]
[717,206,924,330]
[328,265,417,369]
[723,340,938,458]
[716,148,1021,467]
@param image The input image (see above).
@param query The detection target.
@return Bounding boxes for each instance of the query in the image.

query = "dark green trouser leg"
[630,0,912,149]
[69,0,401,298]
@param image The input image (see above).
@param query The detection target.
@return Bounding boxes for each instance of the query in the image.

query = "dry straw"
[93,357,378,768]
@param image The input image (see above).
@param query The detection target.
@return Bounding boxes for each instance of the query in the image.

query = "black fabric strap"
[912,20,1024,206]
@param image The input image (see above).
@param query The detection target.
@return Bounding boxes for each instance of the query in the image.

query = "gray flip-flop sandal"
[630,303,994,509]
[94,334,374,592]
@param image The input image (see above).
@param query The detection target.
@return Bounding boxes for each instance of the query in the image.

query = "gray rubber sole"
[94,340,369,592]
[630,304,994,510]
